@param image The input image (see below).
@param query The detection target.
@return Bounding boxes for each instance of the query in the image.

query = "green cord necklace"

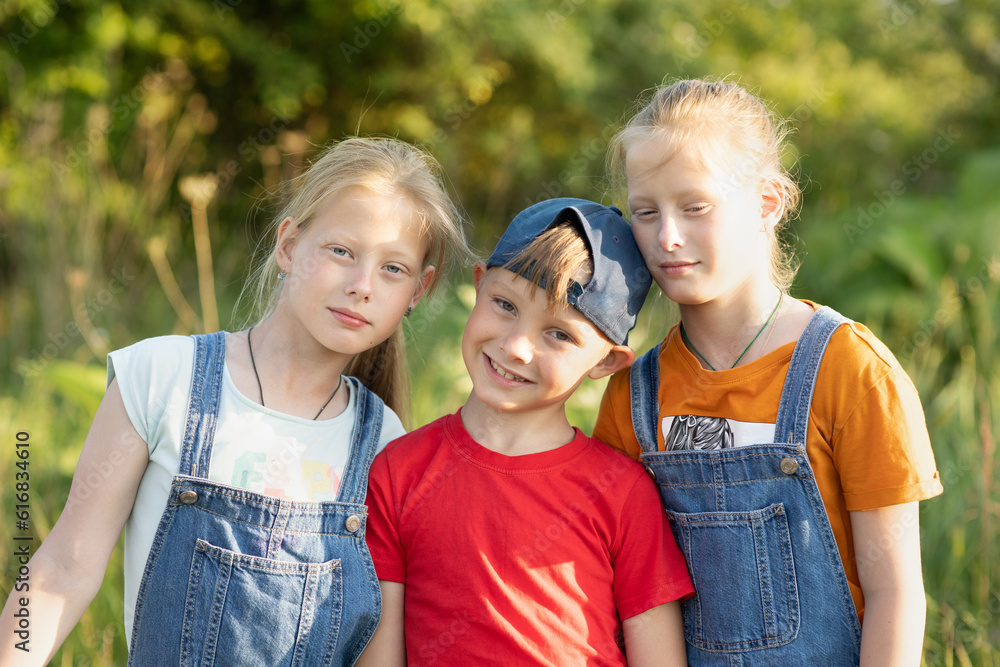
[682,292,784,371]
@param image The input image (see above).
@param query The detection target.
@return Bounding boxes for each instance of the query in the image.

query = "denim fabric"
[128,332,383,666]
[630,307,862,665]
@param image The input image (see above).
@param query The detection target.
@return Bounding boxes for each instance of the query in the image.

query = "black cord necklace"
[247,325,343,420]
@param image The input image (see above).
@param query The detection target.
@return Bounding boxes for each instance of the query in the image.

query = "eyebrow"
[629,188,713,206]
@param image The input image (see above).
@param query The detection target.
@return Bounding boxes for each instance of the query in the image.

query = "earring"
[405,306,413,317]
[278,268,287,280]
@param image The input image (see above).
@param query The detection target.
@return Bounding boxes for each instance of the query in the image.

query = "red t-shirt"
[365,411,694,666]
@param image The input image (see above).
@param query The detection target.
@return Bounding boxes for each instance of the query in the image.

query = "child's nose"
[346,265,375,300]
[659,216,684,251]
[500,329,533,363]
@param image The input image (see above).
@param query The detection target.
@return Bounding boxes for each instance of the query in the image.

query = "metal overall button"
[644,466,656,481]
[179,490,199,504]
[345,514,362,533]
[779,457,799,475]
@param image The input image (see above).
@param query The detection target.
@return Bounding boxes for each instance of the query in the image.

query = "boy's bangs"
[502,222,593,313]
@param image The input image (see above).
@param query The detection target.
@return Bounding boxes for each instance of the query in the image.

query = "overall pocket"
[666,503,799,652]
[181,539,344,667]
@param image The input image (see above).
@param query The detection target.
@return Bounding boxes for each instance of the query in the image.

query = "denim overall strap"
[774,306,849,446]
[179,332,227,478]
[336,377,385,504]
[629,343,662,454]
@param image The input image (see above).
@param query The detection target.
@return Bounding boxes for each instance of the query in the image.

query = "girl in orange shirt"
[594,78,942,666]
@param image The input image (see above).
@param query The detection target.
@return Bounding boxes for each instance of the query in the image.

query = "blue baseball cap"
[486,198,652,345]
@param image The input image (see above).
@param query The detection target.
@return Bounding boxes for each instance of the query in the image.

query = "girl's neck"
[678,282,785,370]
[234,312,354,419]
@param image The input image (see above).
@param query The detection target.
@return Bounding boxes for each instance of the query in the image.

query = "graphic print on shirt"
[227,446,344,500]
[662,416,776,451]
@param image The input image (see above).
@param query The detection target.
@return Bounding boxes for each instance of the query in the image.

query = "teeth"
[490,357,527,382]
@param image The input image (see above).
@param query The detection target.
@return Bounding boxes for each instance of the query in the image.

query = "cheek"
[631,225,659,260]
[294,250,328,280]
[461,309,487,345]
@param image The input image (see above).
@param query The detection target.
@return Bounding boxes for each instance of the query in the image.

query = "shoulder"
[368,414,459,502]
[595,341,668,459]
[380,413,453,463]
[823,318,914,390]
[107,335,196,393]
[583,436,645,472]
[108,335,194,371]
[578,436,653,498]
[106,335,199,447]
[812,311,928,441]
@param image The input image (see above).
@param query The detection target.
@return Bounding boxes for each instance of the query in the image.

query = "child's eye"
[384,264,405,275]
[329,246,350,257]
[493,297,515,314]
[549,330,575,344]
[686,203,712,215]
[631,208,656,219]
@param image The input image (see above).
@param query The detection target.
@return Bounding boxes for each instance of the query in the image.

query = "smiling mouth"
[488,356,528,383]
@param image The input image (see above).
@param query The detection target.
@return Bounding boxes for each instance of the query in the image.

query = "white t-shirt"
[106,335,406,645]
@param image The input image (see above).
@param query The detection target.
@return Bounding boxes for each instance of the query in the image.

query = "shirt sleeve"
[834,368,943,510]
[364,449,407,583]
[611,471,695,620]
[106,335,193,455]
[823,325,943,511]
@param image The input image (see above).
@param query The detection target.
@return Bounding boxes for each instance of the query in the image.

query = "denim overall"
[128,332,383,666]
[630,307,862,666]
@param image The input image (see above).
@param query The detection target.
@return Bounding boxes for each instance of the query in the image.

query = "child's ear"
[759,179,784,232]
[587,345,635,380]
[472,261,488,293]
[275,216,297,266]
[409,265,436,310]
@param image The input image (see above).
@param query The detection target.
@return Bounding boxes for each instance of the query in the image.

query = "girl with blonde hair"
[0,136,469,666]
[596,79,942,666]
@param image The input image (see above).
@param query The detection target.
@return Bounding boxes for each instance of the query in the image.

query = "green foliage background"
[1,0,998,664]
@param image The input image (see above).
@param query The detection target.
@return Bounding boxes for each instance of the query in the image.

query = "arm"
[622,601,686,667]
[853,502,926,667]
[0,379,149,666]
[356,581,406,667]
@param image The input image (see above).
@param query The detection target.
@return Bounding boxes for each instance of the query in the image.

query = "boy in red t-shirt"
[358,198,694,666]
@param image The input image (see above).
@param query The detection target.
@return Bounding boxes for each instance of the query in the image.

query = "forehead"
[626,135,752,196]
[319,185,417,222]
[308,187,425,242]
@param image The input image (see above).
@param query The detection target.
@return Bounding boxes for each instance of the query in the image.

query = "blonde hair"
[502,222,593,312]
[237,136,469,423]
[608,78,801,291]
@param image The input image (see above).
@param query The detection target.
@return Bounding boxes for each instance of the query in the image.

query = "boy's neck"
[459,393,577,456]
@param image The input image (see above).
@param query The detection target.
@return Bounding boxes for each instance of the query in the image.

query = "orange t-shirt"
[594,302,943,621]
